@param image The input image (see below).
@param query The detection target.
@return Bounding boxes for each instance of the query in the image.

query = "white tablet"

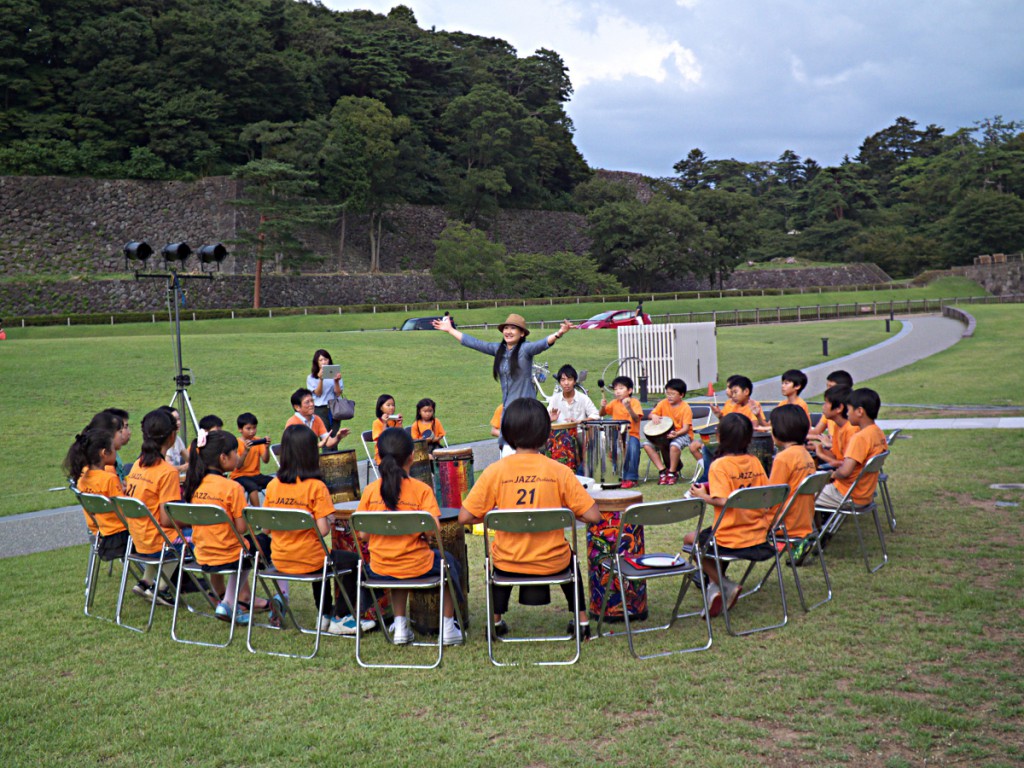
[320,364,341,379]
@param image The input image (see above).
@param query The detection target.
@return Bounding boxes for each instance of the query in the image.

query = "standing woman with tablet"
[307,349,343,433]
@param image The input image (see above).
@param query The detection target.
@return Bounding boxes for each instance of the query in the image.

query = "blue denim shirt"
[460,333,552,406]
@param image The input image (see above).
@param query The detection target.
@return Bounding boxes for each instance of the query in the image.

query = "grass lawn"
[1,314,900,518]
[1,428,1022,767]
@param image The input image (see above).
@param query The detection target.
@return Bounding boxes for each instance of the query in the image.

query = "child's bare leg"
[643,443,665,472]
[683,531,720,586]
[390,588,410,617]
[669,445,682,473]
[209,573,226,599]
[690,441,704,461]
[248,490,260,507]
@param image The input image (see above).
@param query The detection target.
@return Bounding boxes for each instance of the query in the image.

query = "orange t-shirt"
[262,476,335,574]
[78,468,125,536]
[830,421,857,463]
[834,424,888,505]
[125,459,181,554]
[189,473,249,566]
[411,418,445,442]
[708,453,769,549]
[601,397,642,439]
[768,445,817,538]
[357,477,440,579]
[779,397,811,421]
[371,417,403,461]
[230,437,268,479]
[722,399,761,425]
[286,413,328,437]
[651,398,694,439]
[490,405,503,431]
[462,452,595,575]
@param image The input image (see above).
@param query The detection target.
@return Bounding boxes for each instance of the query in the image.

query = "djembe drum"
[586,488,647,622]
[432,447,475,509]
[408,508,469,634]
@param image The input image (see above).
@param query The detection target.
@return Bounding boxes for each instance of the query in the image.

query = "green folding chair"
[816,452,890,573]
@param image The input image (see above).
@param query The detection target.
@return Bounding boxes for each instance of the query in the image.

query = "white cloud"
[789,53,883,88]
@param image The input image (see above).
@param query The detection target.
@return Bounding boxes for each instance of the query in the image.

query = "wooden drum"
[409,438,433,486]
[331,501,390,621]
[750,432,775,477]
[586,488,648,622]
[409,508,469,635]
[320,449,360,503]
[432,447,475,509]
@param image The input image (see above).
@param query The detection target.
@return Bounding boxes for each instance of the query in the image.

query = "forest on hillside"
[2,1,1023,288]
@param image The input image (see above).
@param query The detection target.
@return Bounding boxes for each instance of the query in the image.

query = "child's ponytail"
[183,430,239,502]
[139,409,176,468]
[376,427,413,511]
[63,428,114,483]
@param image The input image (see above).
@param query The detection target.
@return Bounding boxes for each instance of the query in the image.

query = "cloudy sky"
[321,0,1024,177]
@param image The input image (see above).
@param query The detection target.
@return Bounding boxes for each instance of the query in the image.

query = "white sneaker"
[442,617,464,646]
[319,615,333,632]
[327,615,357,635]
[389,618,414,645]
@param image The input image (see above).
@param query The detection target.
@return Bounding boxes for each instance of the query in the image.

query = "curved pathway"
[0,314,997,560]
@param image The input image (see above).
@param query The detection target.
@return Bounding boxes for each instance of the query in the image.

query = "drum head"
[643,419,672,438]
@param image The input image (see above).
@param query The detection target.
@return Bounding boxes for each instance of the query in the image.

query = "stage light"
[161,242,192,264]
[198,243,227,264]
[123,241,153,261]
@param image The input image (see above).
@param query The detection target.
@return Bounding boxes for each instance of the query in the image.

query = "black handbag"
[329,394,356,422]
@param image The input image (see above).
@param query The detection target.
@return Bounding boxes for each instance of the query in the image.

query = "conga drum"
[409,439,433,486]
[586,488,647,622]
[319,449,360,503]
[432,447,475,509]
[580,420,630,488]
[643,418,673,462]
[331,501,390,620]
[409,508,469,635]
[751,432,775,476]
[544,421,581,472]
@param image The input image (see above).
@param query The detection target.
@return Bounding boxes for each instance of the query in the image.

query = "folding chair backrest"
[485,508,574,534]
[244,505,317,533]
[690,404,711,424]
[78,491,117,517]
[796,470,832,498]
[885,428,902,444]
[350,510,440,538]
[270,443,282,466]
[112,496,180,551]
[861,451,888,476]
[621,498,704,528]
[723,484,790,512]
[165,501,232,528]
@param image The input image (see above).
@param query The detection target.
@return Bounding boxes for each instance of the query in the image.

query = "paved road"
[0,314,993,560]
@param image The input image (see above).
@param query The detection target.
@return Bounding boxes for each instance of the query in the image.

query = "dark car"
[400,316,455,331]
[576,309,651,329]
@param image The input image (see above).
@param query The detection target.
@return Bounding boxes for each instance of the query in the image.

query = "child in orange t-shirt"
[460,398,602,639]
[229,412,274,506]
[183,429,271,624]
[124,409,184,605]
[65,427,128,559]
[767,405,817,540]
[642,377,700,485]
[779,368,812,421]
[263,424,372,636]
[598,375,643,488]
[810,386,855,469]
[712,375,768,430]
[357,427,464,645]
[817,388,888,512]
[687,413,771,616]
[371,393,403,462]
[410,398,446,449]
[808,370,854,441]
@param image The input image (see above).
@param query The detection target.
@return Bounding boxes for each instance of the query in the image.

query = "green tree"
[587,197,700,291]
[432,221,505,300]
[943,189,1024,262]
[504,251,622,298]
[688,189,762,287]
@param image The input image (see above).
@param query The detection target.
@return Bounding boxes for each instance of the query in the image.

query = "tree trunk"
[337,210,347,268]
[254,214,265,309]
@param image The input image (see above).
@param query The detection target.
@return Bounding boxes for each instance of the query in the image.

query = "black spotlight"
[123,241,153,262]
[161,242,191,268]
[198,243,227,265]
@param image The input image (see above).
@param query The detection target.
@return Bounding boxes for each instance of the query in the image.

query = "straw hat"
[498,313,530,336]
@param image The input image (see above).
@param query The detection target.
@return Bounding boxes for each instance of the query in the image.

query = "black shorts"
[235,474,273,494]
[97,530,130,562]
[698,527,775,562]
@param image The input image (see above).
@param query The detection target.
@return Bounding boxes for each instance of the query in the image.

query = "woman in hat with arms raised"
[432,313,573,407]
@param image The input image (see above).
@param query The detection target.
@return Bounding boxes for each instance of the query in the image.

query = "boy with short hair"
[809,370,854,440]
[816,388,888,512]
[102,407,132,483]
[286,388,347,450]
[198,414,224,432]
[779,368,811,420]
[711,375,768,430]
[642,378,701,485]
[599,375,643,488]
[810,386,855,469]
[230,412,275,506]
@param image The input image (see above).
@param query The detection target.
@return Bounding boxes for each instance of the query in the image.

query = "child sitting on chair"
[809,386,855,470]
[686,413,771,617]
[767,405,817,542]
[642,378,701,486]
[263,424,372,636]
[230,412,274,506]
[410,398,446,449]
[808,370,853,442]
[356,427,464,646]
[816,388,888,513]
[65,428,128,559]
[459,398,602,639]
[598,375,643,488]
[287,389,346,451]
